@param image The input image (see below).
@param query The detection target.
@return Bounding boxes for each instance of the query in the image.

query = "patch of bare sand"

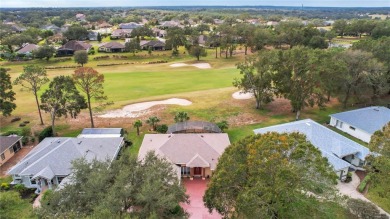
[99,98,192,118]
[232,91,254,100]
[170,63,211,69]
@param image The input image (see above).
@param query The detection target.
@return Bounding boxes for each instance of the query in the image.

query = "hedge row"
[112,55,128,59]
[45,66,78,69]
[358,175,371,193]
[93,55,110,60]
[52,57,72,62]
[97,62,131,66]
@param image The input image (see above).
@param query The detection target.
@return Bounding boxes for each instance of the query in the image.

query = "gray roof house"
[253,119,370,180]
[98,42,125,53]
[330,106,390,143]
[78,128,124,138]
[119,22,142,29]
[0,136,23,166]
[139,133,230,179]
[8,137,124,193]
[16,43,39,55]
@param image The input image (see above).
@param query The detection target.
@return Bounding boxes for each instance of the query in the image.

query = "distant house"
[77,128,124,138]
[140,40,166,50]
[76,13,86,21]
[16,43,38,56]
[8,137,124,193]
[98,21,112,29]
[152,27,167,38]
[8,24,25,33]
[167,121,222,134]
[139,133,231,179]
[159,20,182,28]
[0,136,23,166]
[111,29,133,39]
[253,119,370,181]
[57,40,92,56]
[88,31,98,41]
[198,35,208,46]
[119,22,142,29]
[330,106,390,143]
[41,24,61,34]
[98,42,125,53]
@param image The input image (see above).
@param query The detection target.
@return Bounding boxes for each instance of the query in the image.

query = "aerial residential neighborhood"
[0,1,389,219]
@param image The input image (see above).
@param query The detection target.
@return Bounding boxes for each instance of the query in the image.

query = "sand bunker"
[99,98,192,118]
[170,63,211,69]
[232,91,254,100]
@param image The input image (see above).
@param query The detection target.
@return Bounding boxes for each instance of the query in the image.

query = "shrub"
[345,172,353,183]
[13,184,26,194]
[21,136,28,145]
[39,126,53,142]
[156,124,168,133]
[10,117,21,123]
[19,123,26,127]
[358,175,371,193]
[1,183,10,190]
[30,137,35,144]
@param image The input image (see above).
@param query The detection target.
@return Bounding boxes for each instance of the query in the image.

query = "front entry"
[194,167,202,176]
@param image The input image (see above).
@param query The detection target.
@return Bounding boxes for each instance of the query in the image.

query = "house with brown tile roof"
[57,40,92,56]
[139,133,230,179]
[99,42,125,52]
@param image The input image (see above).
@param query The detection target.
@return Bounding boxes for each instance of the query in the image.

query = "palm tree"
[216,120,229,132]
[174,111,190,123]
[146,116,160,131]
[133,119,143,136]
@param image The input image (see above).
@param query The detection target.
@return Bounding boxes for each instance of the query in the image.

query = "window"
[181,166,190,176]
[30,178,37,185]
[339,122,343,128]
[349,126,356,130]
[9,147,14,154]
[1,153,4,160]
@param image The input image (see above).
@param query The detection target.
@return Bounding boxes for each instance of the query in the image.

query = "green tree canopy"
[0,68,16,116]
[188,45,207,61]
[14,65,49,125]
[74,50,88,67]
[40,76,87,135]
[38,152,188,218]
[63,24,88,40]
[33,45,56,61]
[204,132,339,218]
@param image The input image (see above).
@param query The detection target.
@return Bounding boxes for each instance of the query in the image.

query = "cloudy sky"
[0,0,389,8]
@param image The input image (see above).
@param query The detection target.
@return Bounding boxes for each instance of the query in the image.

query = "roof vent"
[168,135,171,138]
[305,123,311,126]
[373,108,379,111]
[201,135,204,138]
[78,141,82,144]
[57,140,61,143]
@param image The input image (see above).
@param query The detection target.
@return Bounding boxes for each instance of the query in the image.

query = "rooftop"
[0,136,22,154]
[253,119,370,171]
[330,106,390,134]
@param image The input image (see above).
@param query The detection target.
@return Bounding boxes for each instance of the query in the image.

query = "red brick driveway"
[181,178,222,219]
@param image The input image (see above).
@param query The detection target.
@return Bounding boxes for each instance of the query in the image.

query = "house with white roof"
[77,128,124,138]
[330,106,390,143]
[253,119,370,181]
[139,133,230,179]
[8,136,124,193]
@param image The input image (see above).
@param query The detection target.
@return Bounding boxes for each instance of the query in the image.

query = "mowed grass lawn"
[103,67,238,104]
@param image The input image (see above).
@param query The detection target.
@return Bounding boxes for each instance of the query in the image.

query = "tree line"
[1,65,108,135]
[234,41,390,120]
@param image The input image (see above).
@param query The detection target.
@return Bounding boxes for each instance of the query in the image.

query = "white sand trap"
[170,62,211,69]
[232,91,254,100]
[99,98,192,118]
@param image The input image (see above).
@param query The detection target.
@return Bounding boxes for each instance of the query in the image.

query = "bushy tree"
[204,132,339,218]
[33,45,56,61]
[234,51,276,109]
[38,152,188,218]
[74,50,88,66]
[40,76,87,135]
[189,45,207,61]
[63,24,88,40]
[0,68,16,116]
[73,67,107,128]
[14,65,49,125]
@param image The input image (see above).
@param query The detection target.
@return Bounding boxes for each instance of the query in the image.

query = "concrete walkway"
[33,193,42,208]
[336,172,389,217]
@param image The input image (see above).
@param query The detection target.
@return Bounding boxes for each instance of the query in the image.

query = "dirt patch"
[265,98,292,115]
[99,98,192,118]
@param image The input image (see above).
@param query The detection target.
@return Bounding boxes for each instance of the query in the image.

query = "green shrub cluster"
[358,175,371,193]
[38,126,53,142]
